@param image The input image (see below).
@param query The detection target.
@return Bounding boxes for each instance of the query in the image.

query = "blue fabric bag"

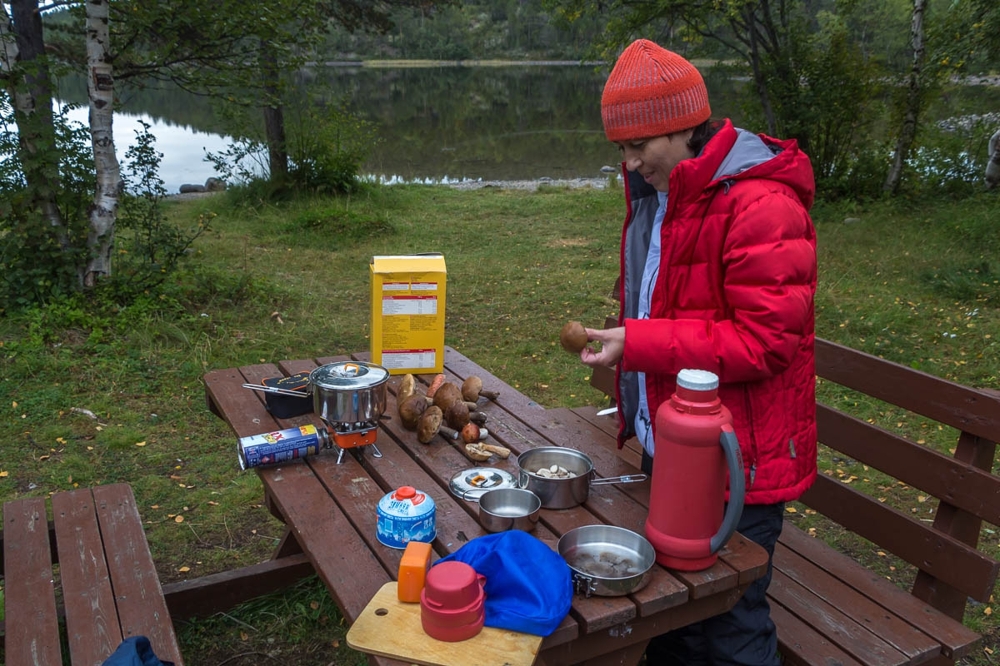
[437,530,573,636]
[101,636,174,666]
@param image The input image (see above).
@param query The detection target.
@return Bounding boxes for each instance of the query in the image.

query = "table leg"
[272,525,304,559]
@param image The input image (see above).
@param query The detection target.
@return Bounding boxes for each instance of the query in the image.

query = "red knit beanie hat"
[601,39,711,142]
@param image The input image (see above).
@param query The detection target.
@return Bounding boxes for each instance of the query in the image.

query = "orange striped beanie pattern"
[601,40,711,142]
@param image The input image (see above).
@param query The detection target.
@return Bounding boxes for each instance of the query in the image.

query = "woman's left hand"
[580,326,625,368]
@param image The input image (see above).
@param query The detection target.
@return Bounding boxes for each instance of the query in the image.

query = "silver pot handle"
[589,473,648,486]
[242,383,310,398]
[571,572,598,598]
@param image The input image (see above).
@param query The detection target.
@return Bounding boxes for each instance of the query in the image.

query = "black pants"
[641,451,784,666]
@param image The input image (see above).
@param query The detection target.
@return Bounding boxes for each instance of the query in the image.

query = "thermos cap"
[677,369,719,391]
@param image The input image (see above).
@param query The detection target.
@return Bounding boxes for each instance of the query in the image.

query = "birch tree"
[84,0,121,286]
[884,0,927,195]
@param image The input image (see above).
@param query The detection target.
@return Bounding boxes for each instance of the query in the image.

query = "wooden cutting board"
[346,582,543,666]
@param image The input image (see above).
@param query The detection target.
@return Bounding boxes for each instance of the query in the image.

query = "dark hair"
[687,119,724,156]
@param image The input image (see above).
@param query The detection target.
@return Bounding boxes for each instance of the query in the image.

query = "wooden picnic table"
[203,346,769,666]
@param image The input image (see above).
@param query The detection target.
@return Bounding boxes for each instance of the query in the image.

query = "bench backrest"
[589,282,1000,622]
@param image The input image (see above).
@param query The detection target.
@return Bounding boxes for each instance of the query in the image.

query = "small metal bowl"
[478,488,541,533]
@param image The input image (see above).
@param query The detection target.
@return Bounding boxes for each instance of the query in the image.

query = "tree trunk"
[740,7,778,136]
[2,0,68,248]
[83,0,121,287]
[260,40,288,182]
[884,0,926,195]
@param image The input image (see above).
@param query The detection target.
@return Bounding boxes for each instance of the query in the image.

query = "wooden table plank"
[93,484,185,666]
[52,488,123,665]
[3,497,63,666]
[260,461,391,623]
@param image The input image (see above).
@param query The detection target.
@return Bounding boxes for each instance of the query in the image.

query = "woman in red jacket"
[579,39,818,665]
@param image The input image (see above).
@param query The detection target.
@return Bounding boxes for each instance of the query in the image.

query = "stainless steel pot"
[308,361,389,425]
[557,525,655,597]
[516,447,647,509]
[478,488,541,533]
[242,361,389,426]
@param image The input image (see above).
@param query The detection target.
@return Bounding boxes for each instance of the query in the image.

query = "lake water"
[53,64,746,194]
[51,64,999,194]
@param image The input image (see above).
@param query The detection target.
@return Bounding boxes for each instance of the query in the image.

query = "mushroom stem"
[439,425,460,441]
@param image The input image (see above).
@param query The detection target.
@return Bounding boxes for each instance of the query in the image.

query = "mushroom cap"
[461,376,483,402]
[560,321,588,353]
[417,405,444,444]
[445,400,471,430]
[461,422,481,443]
[432,382,463,412]
[399,394,428,430]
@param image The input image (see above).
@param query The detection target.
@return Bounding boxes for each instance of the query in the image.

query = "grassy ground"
[1,183,998,664]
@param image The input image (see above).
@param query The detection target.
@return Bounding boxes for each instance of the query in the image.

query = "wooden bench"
[588,314,1000,665]
[2,483,184,666]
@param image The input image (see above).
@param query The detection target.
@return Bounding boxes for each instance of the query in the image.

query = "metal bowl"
[478,488,541,533]
[557,525,655,597]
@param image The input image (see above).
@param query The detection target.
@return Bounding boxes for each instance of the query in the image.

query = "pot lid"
[449,467,517,501]
[309,361,389,390]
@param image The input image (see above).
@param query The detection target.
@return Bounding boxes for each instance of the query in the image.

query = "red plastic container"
[420,561,486,642]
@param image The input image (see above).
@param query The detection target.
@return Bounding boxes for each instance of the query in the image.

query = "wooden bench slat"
[771,601,865,666]
[815,338,1000,440]
[817,405,1000,524]
[769,569,909,666]
[800,474,999,602]
[93,484,184,666]
[52,488,123,664]
[3,497,63,666]
[779,525,980,659]
[773,541,939,662]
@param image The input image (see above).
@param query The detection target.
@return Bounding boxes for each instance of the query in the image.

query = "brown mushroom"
[397,373,416,405]
[417,406,444,444]
[432,382,476,413]
[399,394,428,431]
[445,400,471,430]
[461,422,481,443]
[461,376,499,402]
[560,321,588,353]
[416,405,460,443]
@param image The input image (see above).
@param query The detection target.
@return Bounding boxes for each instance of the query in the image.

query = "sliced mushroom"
[461,376,499,402]
[463,442,493,462]
[480,442,509,459]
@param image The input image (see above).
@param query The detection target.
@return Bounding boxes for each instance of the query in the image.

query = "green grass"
[1,183,999,664]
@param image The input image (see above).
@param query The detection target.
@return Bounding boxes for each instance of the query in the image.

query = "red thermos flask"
[644,369,745,571]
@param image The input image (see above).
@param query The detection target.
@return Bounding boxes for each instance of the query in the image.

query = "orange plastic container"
[397,541,433,602]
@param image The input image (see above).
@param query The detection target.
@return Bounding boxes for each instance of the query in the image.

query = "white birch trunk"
[84,0,121,287]
[884,0,926,194]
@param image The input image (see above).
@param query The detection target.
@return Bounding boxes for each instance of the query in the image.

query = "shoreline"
[167,177,613,200]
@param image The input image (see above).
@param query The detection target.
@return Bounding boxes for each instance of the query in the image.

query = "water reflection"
[53,64,749,192]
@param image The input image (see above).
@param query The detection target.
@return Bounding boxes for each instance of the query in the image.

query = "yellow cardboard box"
[370,254,447,374]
